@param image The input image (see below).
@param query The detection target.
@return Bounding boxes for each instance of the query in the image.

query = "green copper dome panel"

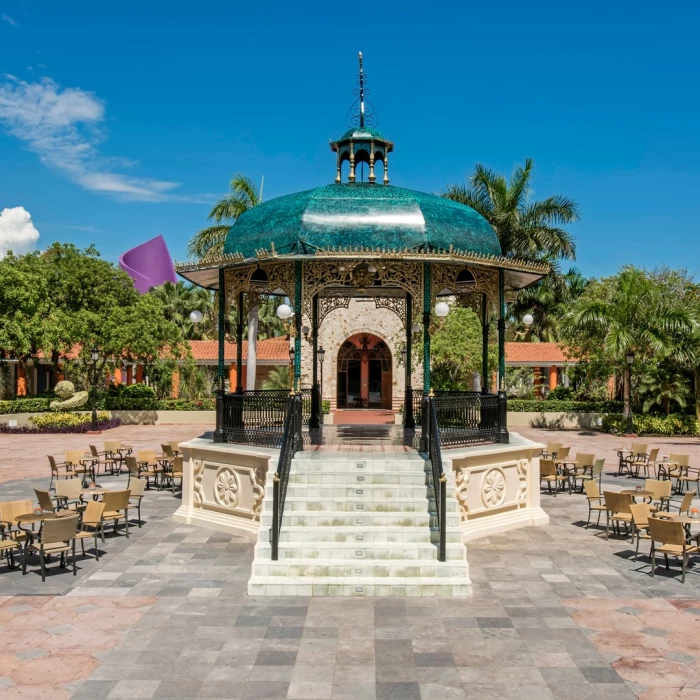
[223,183,501,259]
[335,126,387,142]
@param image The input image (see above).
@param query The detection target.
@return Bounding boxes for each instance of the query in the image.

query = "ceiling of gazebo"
[223,183,501,260]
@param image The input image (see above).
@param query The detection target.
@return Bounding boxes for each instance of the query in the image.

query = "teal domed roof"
[335,126,387,142]
[223,183,501,260]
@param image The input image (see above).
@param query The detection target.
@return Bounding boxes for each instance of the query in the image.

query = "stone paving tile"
[3,429,700,697]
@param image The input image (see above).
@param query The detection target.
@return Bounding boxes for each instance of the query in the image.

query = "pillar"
[497,268,509,443]
[419,262,431,452]
[113,367,123,386]
[549,366,558,391]
[310,293,320,428]
[481,292,490,394]
[368,140,376,183]
[404,293,415,429]
[349,141,356,183]
[214,266,226,443]
[126,365,133,385]
[236,291,244,393]
[171,370,179,399]
[229,363,237,390]
[135,365,144,383]
[534,368,542,399]
[294,261,302,392]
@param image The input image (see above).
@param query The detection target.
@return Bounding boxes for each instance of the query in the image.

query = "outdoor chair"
[672,490,697,516]
[630,503,652,561]
[578,458,605,491]
[541,443,562,459]
[658,453,689,484]
[676,467,700,496]
[103,441,125,475]
[22,515,80,582]
[603,491,633,540]
[65,450,95,485]
[634,448,660,478]
[54,479,86,515]
[0,522,22,569]
[101,490,131,538]
[128,478,146,527]
[562,453,596,492]
[159,443,175,459]
[75,501,105,560]
[34,489,75,518]
[552,446,571,465]
[648,516,700,583]
[644,479,671,512]
[166,456,183,494]
[88,444,112,477]
[0,500,33,546]
[48,455,74,491]
[540,459,569,496]
[583,480,606,529]
[168,440,181,455]
[136,451,164,489]
[619,443,648,477]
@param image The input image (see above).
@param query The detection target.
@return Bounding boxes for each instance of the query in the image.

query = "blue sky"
[0,1,698,277]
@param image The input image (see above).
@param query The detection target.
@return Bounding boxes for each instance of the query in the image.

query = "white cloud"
[0,76,186,202]
[0,207,40,257]
[2,14,18,27]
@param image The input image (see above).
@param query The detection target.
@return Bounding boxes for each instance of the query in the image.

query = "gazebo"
[177,54,548,453]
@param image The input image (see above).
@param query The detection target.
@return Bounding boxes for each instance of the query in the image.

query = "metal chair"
[23,515,80,582]
[648,516,700,583]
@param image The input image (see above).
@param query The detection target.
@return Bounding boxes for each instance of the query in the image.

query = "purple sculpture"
[119,235,177,294]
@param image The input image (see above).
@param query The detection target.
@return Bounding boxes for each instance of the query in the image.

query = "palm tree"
[262,366,291,391]
[566,267,695,422]
[510,268,588,342]
[150,282,214,340]
[188,174,261,259]
[188,174,262,389]
[443,159,579,261]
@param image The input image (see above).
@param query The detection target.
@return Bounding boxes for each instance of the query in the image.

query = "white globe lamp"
[523,313,534,327]
[276,303,293,320]
[189,309,204,324]
[435,301,450,318]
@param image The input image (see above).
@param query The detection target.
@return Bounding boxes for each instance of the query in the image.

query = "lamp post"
[318,347,326,421]
[289,346,295,388]
[626,351,635,435]
[90,345,100,432]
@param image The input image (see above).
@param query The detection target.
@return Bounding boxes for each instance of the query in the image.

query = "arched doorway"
[336,333,392,409]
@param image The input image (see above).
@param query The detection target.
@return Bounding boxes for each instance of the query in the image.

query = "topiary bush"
[508,399,623,413]
[0,398,52,414]
[601,413,699,436]
[121,384,156,399]
[53,381,75,400]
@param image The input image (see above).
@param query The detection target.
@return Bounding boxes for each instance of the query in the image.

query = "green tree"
[638,363,690,415]
[430,306,496,390]
[151,281,215,340]
[565,267,695,421]
[443,158,579,261]
[262,366,291,390]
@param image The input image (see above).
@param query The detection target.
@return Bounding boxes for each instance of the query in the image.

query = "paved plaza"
[2,427,700,698]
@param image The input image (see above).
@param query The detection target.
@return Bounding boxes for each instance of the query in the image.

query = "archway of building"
[336,333,393,411]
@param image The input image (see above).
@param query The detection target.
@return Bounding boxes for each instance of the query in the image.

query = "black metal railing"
[300,387,312,425]
[271,394,302,560]
[433,393,501,448]
[412,391,424,425]
[221,390,290,447]
[427,398,447,562]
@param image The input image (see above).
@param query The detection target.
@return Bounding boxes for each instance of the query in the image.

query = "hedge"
[1,412,120,434]
[508,399,623,413]
[601,413,699,437]
[0,398,53,414]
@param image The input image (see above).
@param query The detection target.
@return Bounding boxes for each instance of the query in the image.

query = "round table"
[620,489,654,497]
[15,512,57,546]
[81,488,111,499]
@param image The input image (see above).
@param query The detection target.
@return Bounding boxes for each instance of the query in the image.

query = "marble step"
[254,541,466,561]
[285,484,451,499]
[283,496,432,513]
[260,510,460,528]
[287,460,429,473]
[275,525,462,544]
[247,576,471,597]
[252,559,467,579]
[288,472,437,486]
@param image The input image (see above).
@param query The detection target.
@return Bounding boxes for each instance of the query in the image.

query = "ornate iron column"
[236,291,244,393]
[309,293,321,428]
[481,292,490,394]
[214,266,226,443]
[404,293,415,429]
[419,262,431,452]
[294,261,302,392]
[497,269,509,443]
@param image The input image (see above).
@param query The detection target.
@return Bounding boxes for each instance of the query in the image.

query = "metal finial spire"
[358,51,365,128]
[345,51,376,129]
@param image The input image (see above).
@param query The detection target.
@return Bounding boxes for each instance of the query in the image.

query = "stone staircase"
[248,451,470,596]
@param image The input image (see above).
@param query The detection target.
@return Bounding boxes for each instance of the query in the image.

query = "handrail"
[428,396,447,562]
[271,394,302,561]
